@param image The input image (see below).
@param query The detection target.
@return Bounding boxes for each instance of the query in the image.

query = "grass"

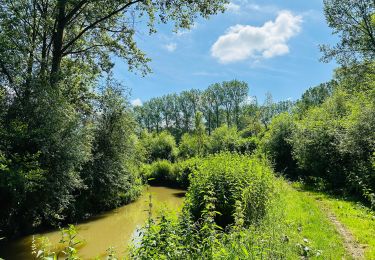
[273,179,349,259]
[216,179,349,259]
[294,184,375,259]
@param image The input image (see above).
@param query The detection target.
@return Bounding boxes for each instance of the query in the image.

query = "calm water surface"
[0,186,185,259]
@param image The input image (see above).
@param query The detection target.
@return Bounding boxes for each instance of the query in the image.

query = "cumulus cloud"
[164,43,177,52]
[211,11,302,63]
[131,98,142,107]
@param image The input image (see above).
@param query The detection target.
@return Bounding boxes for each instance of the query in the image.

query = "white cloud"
[131,98,142,107]
[211,10,302,63]
[164,43,177,52]
[226,2,241,12]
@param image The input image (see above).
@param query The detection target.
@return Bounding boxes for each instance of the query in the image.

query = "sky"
[112,0,338,106]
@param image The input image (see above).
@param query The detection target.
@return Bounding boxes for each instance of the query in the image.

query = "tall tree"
[0,0,228,90]
[321,0,375,65]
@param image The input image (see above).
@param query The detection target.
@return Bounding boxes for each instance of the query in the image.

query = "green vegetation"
[294,184,375,259]
[0,0,227,238]
[132,169,350,259]
[0,0,374,259]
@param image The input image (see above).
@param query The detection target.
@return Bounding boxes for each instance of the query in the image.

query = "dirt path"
[315,200,365,259]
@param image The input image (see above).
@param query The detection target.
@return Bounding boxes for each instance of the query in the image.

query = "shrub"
[140,131,178,163]
[178,133,205,159]
[261,112,298,178]
[208,125,239,154]
[291,90,375,207]
[235,137,258,154]
[141,160,174,183]
[173,158,202,188]
[141,157,202,188]
[185,153,274,227]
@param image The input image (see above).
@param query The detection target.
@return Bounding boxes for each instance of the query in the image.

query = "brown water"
[0,186,185,260]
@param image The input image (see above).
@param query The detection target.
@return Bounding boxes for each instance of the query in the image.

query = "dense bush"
[261,112,298,178]
[140,160,174,183]
[140,157,202,188]
[0,84,92,235]
[291,90,375,206]
[208,125,239,153]
[140,131,178,163]
[77,87,143,214]
[178,133,208,159]
[207,125,258,155]
[186,153,274,227]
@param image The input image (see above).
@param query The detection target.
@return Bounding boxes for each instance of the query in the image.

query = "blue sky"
[113,0,338,105]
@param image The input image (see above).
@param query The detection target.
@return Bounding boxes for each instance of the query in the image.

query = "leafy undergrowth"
[294,184,375,259]
[215,179,349,259]
[31,168,353,259]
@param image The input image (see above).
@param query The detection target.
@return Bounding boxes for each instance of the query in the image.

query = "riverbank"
[0,186,185,260]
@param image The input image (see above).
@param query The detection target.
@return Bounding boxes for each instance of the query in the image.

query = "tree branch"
[65,0,88,25]
[62,44,106,55]
[0,59,14,85]
[61,0,144,53]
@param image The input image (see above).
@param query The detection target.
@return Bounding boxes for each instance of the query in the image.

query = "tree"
[208,83,224,128]
[295,82,336,115]
[0,0,229,237]
[194,112,206,156]
[201,89,215,135]
[261,112,298,178]
[321,0,375,65]
[259,92,275,129]
[227,80,248,128]
[179,91,195,132]
[79,83,142,213]
[147,97,163,133]
[0,0,228,90]
[161,94,174,129]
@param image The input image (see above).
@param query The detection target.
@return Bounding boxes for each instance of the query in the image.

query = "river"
[0,186,185,259]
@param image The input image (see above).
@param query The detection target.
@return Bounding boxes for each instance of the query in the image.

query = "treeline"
[134,80,294,138]
[137,67,374,207]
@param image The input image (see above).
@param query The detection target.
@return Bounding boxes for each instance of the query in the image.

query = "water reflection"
[0,186,185,260]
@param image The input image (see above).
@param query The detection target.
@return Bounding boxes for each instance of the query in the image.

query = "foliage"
[291,89,375,207]
[0,0,227,238]
[31,225,81,260]
[0,83,92,235]
[135,80,249,135]
[186,153,274,227]
[208,125,240,154]
[140,131,178,163]
[261,112,298,178]
[178,112,209,159]
[207,125,258,155]
[321,0,375,65]
[141,157,202,188]
[141,160,174,184]
[132,178,350,259]
[77,84,143,214]
[295,81,336,115]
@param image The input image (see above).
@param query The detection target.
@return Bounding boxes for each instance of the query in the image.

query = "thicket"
[261,71,375,207]
[132,153,276,259]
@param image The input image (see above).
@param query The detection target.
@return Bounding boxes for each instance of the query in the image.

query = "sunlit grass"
[215,179,349,259]
[295,185,375,259]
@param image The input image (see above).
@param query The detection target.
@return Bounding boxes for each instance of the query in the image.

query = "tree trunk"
[50,0,67,85]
